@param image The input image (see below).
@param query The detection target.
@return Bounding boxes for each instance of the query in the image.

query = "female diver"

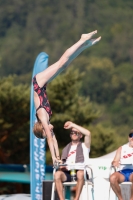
[33,30,101,163]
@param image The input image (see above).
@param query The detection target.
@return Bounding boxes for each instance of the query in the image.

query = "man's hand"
[112,161,120,168]
[64,121,73,129]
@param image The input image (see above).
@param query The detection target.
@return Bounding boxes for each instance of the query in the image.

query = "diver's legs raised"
[36,30,101,87]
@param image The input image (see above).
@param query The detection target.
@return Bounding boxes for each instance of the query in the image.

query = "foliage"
[0,69,124,165]
[0,75,30,164]
[48,67,100,146]
[73,56,133,135]
[0,0,133,76]
[89,124,126,158]
[0,0,133,164]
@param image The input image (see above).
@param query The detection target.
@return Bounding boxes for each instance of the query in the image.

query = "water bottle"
[70,168,77,182]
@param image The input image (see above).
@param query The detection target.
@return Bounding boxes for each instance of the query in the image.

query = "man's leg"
[74,170,84,200]
[110,172,125,200]
[54,170,67,200]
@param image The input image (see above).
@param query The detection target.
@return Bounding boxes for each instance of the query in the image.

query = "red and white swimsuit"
[33,76,52,118]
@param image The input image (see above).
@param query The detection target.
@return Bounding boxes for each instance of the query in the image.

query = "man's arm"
[64,121,91,148]
[111,147,122,167]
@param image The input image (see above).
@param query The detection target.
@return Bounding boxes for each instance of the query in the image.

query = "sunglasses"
[70,131,80,136]
[129,133,133,138]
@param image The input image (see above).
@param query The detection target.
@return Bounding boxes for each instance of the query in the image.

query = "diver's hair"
[33,121,44,139]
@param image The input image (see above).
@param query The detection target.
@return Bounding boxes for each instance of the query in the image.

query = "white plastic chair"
[51,164,94,200]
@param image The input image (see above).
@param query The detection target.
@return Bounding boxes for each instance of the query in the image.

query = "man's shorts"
[63,170,89,182]
[63,171,72,182]
[119,169,133,182]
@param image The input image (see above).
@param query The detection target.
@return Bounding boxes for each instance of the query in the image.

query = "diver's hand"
[53,158,63,169]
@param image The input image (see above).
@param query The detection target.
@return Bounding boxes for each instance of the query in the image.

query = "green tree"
[0,75,30,163]
[48,67,100,146]
[90,124,126,158]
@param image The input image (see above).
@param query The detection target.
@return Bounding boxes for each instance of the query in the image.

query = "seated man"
[110,129,133,200]
[54,121,91,200]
